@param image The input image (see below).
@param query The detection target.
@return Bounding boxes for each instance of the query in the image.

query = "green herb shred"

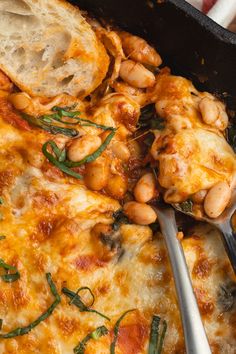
[22,113,79,137]
[110,309,136,354]
[0,319,3,330]
[69,287,95,307]
[64,129,116,168]
[62,287,110,321]
[0,236,6,241]
[39,105,116,179]
[177,200,193,213]
[74,325,108,354]
[157,320,167,354]
[42,129,116,179]
[42,141,83,180]
[0,198,3,205]
[22,106,115,137]
[148,315,167,354]
[0,259,20,283]
[0,273,60,338]
[148,315,160,354]
[52,106,115,131]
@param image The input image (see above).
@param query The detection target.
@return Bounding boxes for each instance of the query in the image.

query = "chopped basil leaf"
[22,113,78,137]
[110,309,136,354]
[74,325,108,354]
[52,103,78,112]
[176,200,193,213]
[0,319,3,330]
[157,320,167,354]
[62,287,110,321]
[91,326,108,340]
[64,129,116,168]
[58,148,67,163]
[69,287,95,308]
[148,315,160,354]
[0,236,6,240]
[148,315,167,354]
[53,106,114,131]
[0,198,3,205]
[112,209,130,231]
[22,106,115,137]
[41,116,53,123]
[0,258,20,283]
[42,141,82,180]
[0,273,60,338]
[43,128,115,179]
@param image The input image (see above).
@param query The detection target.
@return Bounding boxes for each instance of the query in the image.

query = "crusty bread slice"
[0,0,109,98]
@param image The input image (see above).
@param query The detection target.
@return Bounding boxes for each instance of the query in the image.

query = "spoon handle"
[217,220,236,274]
[156,207,211,354]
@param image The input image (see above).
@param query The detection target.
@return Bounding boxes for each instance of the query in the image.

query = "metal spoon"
[174,189,236,275]
[154,206,212,354]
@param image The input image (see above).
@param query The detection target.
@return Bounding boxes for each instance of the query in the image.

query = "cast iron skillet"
[70,0,236,113]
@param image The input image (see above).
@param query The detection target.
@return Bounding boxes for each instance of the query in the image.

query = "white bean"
[134,173,156,203]
[84,156,109,191]
[67,135,102,162]
[9,92,31,110]
[204,181,231,218]
[199,97,219,125]
[111,141,130,161]
[119,32,162,67]
[105,174,128,199]
[123,201,157,225]
[127,140,142,158]
[215,102,229,131]
[119,60,155,88]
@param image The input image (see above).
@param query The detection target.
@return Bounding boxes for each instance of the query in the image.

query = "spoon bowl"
[173,189,236,274]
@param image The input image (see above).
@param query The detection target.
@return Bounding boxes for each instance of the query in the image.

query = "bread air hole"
[12,47,26,60]
[59,75,74,87]
[0,0,32,16]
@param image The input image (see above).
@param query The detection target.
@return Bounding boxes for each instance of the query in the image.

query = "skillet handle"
[217,219,236,275]
[156,207,212,354]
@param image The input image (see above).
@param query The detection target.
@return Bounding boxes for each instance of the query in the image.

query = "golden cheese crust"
[0,32,235,354]
[150,71,236,204]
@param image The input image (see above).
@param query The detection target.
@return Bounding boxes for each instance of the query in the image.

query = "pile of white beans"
[8,30,234,225]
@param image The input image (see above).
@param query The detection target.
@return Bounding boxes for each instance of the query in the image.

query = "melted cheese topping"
[158,128,236,199]
[150,72,236,203]
[0,71,235,354]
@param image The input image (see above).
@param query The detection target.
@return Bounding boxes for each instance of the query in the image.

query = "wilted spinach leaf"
[139,105,165,131]
[112,209,130,231]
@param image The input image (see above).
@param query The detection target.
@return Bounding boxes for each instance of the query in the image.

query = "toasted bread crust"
[0,0,109,98]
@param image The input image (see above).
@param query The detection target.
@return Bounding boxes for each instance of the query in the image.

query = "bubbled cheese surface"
[0,89,235,354]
